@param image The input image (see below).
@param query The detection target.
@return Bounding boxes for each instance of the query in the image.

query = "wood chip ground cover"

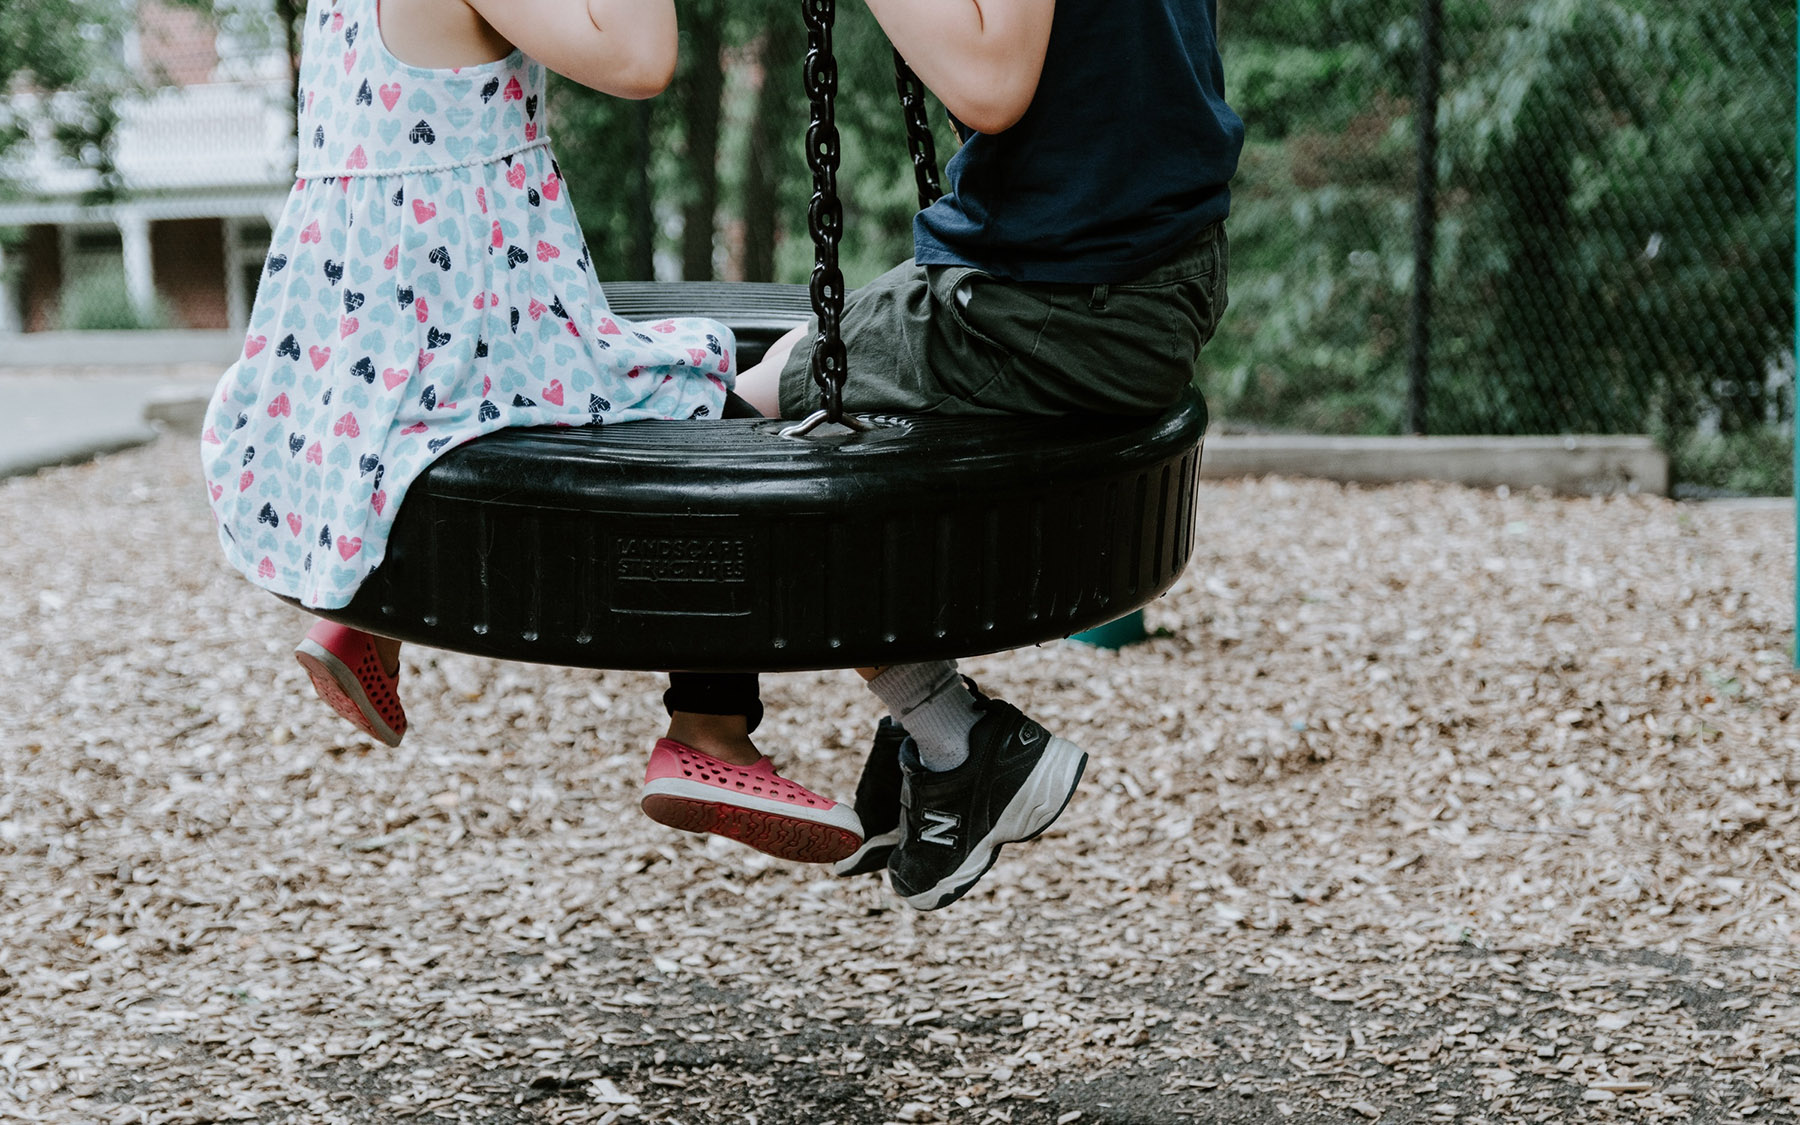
[1,436,1796,1124]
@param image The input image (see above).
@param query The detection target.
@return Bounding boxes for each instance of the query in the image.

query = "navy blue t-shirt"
[913,0,1244,283]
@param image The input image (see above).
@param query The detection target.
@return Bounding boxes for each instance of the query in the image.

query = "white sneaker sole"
[832,826,904,877]
[900,736,1087,910]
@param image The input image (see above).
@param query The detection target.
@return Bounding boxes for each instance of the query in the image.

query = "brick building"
[0,2,291,334]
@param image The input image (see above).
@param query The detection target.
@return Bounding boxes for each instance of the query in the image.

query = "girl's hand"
[863,0,1054,134]
[464,0,679,99]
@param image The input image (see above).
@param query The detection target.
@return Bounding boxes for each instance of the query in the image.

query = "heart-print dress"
[201,0,733,610]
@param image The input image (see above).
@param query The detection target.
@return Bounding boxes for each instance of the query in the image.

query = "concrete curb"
[0,373,170,481]
[145,387,212,434]
[1201,433,1668,497]
[0,430,160,479]
[0,331,243,369]
[136,388,1673,497]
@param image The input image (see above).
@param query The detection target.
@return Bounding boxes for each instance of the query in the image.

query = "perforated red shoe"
[294,621,406,747]
[640,739,863,864]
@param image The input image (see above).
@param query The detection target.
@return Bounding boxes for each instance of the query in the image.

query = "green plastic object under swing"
[1071,609,1149,649]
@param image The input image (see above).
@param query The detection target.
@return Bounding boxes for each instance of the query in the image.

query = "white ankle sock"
[867,661,980,771]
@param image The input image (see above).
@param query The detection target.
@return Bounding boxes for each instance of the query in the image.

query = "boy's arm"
[462,0,679,99]
[863,0,1054,134]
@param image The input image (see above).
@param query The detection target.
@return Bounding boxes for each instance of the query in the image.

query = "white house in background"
[0,1,292,334]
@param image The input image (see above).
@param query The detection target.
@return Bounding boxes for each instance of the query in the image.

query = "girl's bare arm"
[863,0,1054,134]
[459,0,679,99]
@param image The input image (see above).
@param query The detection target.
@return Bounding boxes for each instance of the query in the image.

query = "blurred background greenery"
[2,0,1792,494]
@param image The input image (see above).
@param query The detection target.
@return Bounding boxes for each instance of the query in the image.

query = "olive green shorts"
[778,222,1228,419]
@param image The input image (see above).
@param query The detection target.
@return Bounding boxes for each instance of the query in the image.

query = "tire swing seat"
[307,8,1210,674]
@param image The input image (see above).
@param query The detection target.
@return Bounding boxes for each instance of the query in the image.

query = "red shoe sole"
[641,794,861,864]
[295,646,404,747]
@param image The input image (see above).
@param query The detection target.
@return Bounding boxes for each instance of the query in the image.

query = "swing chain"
[801,0,849,424]
[893,52,943,211]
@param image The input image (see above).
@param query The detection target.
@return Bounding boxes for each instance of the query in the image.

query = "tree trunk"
[740,22,803,283]
[627,100,655,280]
[278,0,301,153]
[677,6,724,281]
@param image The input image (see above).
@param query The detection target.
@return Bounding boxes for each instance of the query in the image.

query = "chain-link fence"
[5,1,1794,492]
[1208,0,1795,493]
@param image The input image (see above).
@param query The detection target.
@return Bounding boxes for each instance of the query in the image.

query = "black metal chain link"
[801,0,848,422]
[893,52,943,211]
[796,8,946,425]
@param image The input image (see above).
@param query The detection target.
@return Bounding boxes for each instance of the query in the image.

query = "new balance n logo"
[918,809,960,847]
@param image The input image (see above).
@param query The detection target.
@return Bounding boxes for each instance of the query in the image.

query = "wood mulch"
[2,437,1796,1124]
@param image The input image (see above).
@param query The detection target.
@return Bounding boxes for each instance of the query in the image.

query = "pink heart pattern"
[200,28,735,609]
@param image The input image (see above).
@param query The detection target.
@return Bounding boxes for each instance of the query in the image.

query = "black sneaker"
[833,678,990,877]
[831,716,909,877]
[887,699,1088,910]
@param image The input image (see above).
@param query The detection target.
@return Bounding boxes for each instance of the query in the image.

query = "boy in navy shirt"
[686,0,1243,909]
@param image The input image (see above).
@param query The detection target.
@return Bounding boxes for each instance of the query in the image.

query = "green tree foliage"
[1208,0,1795,448]
[551,0,945,285]
[0,0,134,199]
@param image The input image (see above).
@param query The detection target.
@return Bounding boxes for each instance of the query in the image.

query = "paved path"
[0,370,214,478]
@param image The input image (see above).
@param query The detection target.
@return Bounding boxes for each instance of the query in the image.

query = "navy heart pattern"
[202,0,735,609]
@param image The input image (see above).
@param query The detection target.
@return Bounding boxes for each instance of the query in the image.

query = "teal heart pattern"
[200,0,734,609]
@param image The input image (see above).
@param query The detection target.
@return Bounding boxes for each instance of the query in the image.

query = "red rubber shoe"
[640,739,863,864]
[294,621,406,747]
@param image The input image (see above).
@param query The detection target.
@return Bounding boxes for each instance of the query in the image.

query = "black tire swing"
[311,0,1209,672]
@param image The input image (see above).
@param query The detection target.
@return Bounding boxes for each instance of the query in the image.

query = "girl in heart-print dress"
[200,0,866,867]
[202,0,732,610]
